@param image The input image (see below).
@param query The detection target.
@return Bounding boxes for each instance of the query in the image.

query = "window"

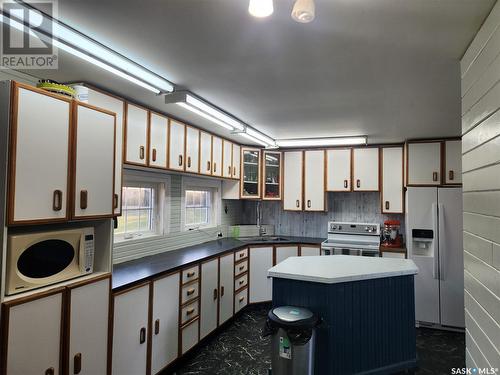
[185,189,212,228]
[181,177,221,231]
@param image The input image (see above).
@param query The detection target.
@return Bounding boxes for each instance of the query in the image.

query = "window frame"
[181,177,221,231]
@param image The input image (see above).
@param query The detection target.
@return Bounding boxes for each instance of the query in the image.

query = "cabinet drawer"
[234,260,248,277]
[182,266,199,284]
[181,301,199,325]
[234,288,248,313]
[235,273,248,291]
[235,248,248,261]
[181,282,199,305]
[181,318,199,355]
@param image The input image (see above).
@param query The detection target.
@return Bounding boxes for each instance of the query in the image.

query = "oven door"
[322,246,379,257]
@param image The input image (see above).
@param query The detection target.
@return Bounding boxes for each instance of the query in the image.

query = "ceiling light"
[248,0,274,18]
[165,92,246,131]
[276,137,367,148]
[0,4,174,93]
[246,127,275,146]
[291,0,315,23]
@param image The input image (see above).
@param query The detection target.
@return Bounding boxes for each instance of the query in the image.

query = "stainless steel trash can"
[264,306,319,375]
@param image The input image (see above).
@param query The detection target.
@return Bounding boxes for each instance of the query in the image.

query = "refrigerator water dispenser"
[411,229,434,256]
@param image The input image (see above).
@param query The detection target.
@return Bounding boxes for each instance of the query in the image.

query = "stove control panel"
[328,221,380,235]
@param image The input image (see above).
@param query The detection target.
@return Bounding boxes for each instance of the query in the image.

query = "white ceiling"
[20,0,495,144]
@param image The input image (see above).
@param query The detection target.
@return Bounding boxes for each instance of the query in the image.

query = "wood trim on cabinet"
[123,102,150,167]
[442,138,463,186]
[282,150,304,212]
[303,150,326,212]
[147,110,170,171]
[325,148,354,192]
[380,146,405,214]
[351,146,380,192]
[167,118,186,172]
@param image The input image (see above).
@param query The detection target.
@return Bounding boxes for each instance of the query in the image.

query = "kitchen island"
[268,255,419,375]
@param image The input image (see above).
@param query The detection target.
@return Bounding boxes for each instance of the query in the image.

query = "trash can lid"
[268,306,319,329]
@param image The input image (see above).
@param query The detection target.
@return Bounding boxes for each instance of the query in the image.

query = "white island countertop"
[268,255,418,284]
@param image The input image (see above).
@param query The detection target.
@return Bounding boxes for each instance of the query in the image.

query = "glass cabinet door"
[241,148,261,198]
[263,151,282,200]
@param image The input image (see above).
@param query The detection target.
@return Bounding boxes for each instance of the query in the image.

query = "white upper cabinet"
[169,119,186,171]
[125,103,148,166]
[304,150,325,211]
[241,147,261,199]
[9,84,71,225]
[381,146,404,214]
[185,126,200,173]
[283,151,303,210]
[73,103,116,219]
[149,112,168,169]
[219,253,234,325]
[200,132,212,176]
[200,259,219,339]
[444,140,462,184]
[223,140,233,178]
[326,149,351,191]
[353,148,379,191]
[232,144,241,179]
[212,136,223,177]
[407,142,442,185]
[86,87,124,215]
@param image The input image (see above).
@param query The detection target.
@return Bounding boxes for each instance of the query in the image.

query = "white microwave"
[6,227,95,295]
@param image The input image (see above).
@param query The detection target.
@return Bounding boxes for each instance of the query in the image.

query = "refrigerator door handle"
[432,202,439,279]
[438,203,445,281]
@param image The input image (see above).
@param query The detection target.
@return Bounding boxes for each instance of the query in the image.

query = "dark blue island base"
[272,275,417,375]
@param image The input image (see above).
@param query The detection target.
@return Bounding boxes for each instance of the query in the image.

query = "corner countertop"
[268,255,418,284]
[112,236,325,290]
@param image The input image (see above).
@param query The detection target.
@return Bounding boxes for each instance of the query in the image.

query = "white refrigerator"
[406,187,464,328]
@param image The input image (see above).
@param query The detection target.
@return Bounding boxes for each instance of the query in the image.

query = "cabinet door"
[112,284,150,375]
[212,136,223,177]
[275,245,298,264]
[149,112,168,169]
[86,88,124,215]
[73,103,115,219]
[9,85,71,224]
[125,103,148,165]
[249,246,273,303]
[200,132,212,176]
[223,140,233,178]
[241,148,262,198]
[304,150,325,211]
[219,253,234,325]
[407,142,442,185]
[353,148,379,191]
[444,140,462,184]
[169,120,185,171]
[381,147,404,213]
[326,149,351,191]
[200,259,219,339]
[263,151,282,200]
[68,276,110,375]
[185,126,200,173]
[152,273,180,374]
[300,245,320,256]
[283,151,303,210]
[232,144,241,179]
[4,289,63,375]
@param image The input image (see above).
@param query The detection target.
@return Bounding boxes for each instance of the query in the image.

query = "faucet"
[256,201,266,237]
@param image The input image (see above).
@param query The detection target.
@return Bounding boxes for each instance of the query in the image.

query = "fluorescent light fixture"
[165,92,245,131]
[0,3,174,93]
[245,127,275,146]
[248,0,274,18]
[240,132,269,147]
[276,136,367,148]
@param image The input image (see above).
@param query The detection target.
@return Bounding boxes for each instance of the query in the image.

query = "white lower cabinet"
[219,253,235,325]
[3,289,63,375]
[235,287,248,313]
[151,273,180,374]
[112,284,150,375]
[181,318,199,355]
[249,246,273,303]
[300,245,321,256]
[68,277,110,375]
[275,245,298,264]
[200,258,219,339]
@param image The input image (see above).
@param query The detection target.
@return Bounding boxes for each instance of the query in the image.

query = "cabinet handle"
[80,190,88,210]
[239,296,245,303]
[432,172,438,182]
[221,285,225,297]
[186,288,195,296]
[207,161,211,172]
[344,180,348,189]
[213,162,217,173]
[356,179,361,188]
[45,367,55,375]
[187,156,191,168]
[113,193,119,209]
[228,165,231,175]
[186,271,195,278]
[239,265,244,271]
[178,155,183,166]
[449,170,454,181]
[52,189,63,211]
[239,253,245,258]
[74,353,82,374]
[154,319,160,335]
[307,200,311,208]
[239,279,245,285]
[385,201,390,210]
[296,200,300,208]
[152,148,157,162]
[139,327,146,344]
[139,146,145,160]
[213,288,218,300]
[233,166,236,176]
[186,308,195,315]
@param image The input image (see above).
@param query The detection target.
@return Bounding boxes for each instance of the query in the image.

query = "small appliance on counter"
[381,220,403,248]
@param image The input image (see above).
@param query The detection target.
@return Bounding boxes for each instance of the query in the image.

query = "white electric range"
[321,221,381,257]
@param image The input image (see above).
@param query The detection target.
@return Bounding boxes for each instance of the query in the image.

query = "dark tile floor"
[171,304,465,375]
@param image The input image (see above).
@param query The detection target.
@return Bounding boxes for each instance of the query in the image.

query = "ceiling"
[20,0,495,145]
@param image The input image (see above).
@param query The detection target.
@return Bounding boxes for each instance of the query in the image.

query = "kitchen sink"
[238,236,290,243]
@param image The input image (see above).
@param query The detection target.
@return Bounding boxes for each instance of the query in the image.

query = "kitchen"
[0,0,499,374]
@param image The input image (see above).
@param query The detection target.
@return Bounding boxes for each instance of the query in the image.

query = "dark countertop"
[112,236,325,290]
